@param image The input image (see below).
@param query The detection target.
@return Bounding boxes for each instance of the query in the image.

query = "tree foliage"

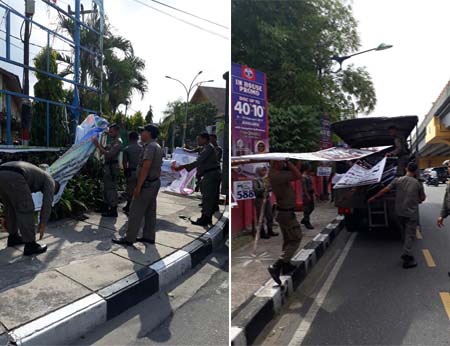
[57,12,148,116]
[31,48,71,146]
[160,101,218,149]
[232,0,376,117]
[269,105,321,153]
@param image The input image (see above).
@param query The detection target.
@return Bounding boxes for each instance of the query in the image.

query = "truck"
[331,116,419,236]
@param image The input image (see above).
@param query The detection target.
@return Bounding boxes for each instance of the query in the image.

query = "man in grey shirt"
[0,161,60,256]
[113,124,163,246]
[369,162,425,268]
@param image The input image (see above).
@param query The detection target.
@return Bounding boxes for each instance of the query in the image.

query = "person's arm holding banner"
[287,159,302,181]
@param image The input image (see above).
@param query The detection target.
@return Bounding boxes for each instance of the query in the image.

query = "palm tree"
[56,12,148,118]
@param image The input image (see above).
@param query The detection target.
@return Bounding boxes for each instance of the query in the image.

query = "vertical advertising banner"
[320,113,332,150]
[231,63,269,159]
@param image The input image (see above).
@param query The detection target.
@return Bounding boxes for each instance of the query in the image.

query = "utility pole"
[222,71,229,201]
[22,0,35,145]
[68,1,96,133]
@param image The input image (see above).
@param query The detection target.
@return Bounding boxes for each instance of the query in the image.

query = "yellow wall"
[418,156,450,169]
[426,116,450,146]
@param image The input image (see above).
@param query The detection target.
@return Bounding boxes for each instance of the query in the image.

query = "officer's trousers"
[125,179,161,242]
[201,170,221,218]
[399,215,418,256]
[103,163,119,207]
[277,211,303,262]
[0,171,36,243]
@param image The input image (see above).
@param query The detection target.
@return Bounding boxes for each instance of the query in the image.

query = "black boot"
[191,215,212,226]
[402,255,417,269]
[268,227,279,237]
[281,261,297,275]
[7,233,24,247]
[259,228,270,239]
[301,219,306,225]
[102,207,118,217]
[268,260,283,285]
[304,222,314,230]
[23,241,47,256]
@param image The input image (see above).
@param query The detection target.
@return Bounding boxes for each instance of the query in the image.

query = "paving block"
[112,242,175,266]
[57,253,144,291]
[0,270,90,330]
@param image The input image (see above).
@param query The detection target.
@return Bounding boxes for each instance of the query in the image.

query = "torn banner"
[232,146,391,163]
[334,157,387,189]
[33,114,109,210]
[162,148,198,195]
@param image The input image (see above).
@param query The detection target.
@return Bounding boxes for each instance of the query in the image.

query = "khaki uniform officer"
[386,125,410,176]
[122,131,142,214]
[112,124,163,246]
[300,162,315,230]
[267,159,303,285]
[93,123,123,217]
[175,132,221,226]
[0,161,59,256]
[369,162,425,269]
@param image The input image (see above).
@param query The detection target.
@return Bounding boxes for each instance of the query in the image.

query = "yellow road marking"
[416,227,423,240]
[422,249,436,267]
[440,292,450,320]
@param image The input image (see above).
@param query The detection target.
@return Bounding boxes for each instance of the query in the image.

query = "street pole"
[22,0,34,145]
[165,73,213,149]
[222,71,229,200]
[72,0,81,134]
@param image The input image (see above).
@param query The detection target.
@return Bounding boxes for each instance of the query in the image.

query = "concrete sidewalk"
[231,200,338,315]
[0,192,228,345]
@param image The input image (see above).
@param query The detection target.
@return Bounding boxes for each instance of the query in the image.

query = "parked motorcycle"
[426,177,439,186]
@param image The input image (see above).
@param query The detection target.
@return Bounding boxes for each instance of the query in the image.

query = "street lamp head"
[165,75,172,79]
[197,70,203,75]
[376,43,393,51]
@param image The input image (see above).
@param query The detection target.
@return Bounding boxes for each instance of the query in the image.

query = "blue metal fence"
[0,1,103,146]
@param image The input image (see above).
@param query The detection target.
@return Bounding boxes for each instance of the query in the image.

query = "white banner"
[162,148,198,195]
[232,146,391,163]
[334,157,387,189]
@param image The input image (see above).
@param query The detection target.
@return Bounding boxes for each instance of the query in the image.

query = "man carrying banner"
[0,161,60,256]
[267,159,303,285]
[175,132,221,226]
[113,124,163,246]
[386,125,410,176]
[122,131,142,214]
[253,166,278,239]
[368,162,425,269]
[92,123,122,217]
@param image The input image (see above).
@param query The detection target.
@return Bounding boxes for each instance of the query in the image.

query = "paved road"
[73,242,229,346]
[258,184,450,346]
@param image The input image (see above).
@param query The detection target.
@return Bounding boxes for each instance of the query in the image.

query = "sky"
[0,0,230,122]
[351,0,450,122]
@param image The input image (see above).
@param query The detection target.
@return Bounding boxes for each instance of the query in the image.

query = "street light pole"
[319,43,393,200]
[165,73,214,150]
[331,43,393,73]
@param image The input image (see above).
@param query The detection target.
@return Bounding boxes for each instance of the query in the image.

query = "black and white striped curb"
[231,215,344,346]
[2,210,229,346]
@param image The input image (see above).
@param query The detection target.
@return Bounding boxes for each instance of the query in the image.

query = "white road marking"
[287,232,357,346]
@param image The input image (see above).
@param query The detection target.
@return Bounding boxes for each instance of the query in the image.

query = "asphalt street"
[72,242,229,346]
[258,184,450,346]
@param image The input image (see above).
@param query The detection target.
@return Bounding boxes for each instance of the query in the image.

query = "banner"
[33,114,109,210]
[162,148,198,195]
[231,146,391,163]
[334,157,387,189]
[320,113,332,150]
[231,63,269,166]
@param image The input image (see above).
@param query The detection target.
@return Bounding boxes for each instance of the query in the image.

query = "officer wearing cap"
[93,123,123,217]
[112,124,163,246]
[122,131,142,214]
[175,132,221,226]
[0,161,60,256]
